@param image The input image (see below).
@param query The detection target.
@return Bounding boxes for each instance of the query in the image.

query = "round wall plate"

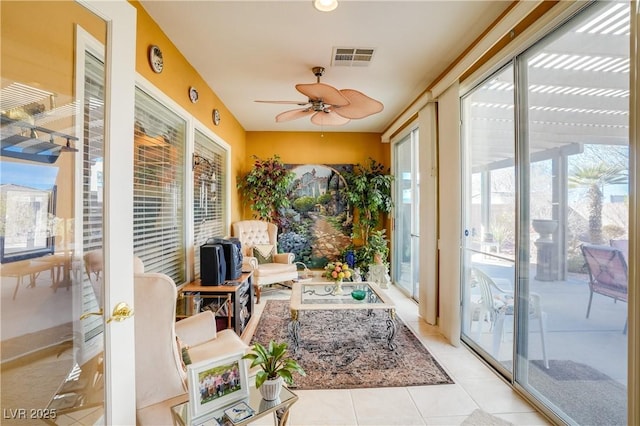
[189,86,199,103]
[148,45,164,73]
[212,109,221,126]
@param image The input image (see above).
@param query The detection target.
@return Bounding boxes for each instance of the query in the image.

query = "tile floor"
[248,285,552,426]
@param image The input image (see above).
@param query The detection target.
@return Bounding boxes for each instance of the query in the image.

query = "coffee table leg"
[288,309,300,352]
[386,309,397,350]
[275,402,294,426]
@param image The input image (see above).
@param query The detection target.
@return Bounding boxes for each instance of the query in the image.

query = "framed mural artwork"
[279,164,353,269]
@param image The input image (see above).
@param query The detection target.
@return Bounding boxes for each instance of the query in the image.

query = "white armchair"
[231,220,297,303]
[134,272,248,425]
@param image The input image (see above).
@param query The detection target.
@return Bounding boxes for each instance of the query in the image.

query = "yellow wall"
[244,131,387,173]
[130,1,247,223]
[244,131,391,236]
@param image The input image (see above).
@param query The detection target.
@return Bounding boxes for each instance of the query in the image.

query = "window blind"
[81,51,105,341]
[193,129,227,279]
[133,88,186,283]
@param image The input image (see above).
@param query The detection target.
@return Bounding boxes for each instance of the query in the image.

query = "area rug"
[249,300,453,390]
[460,409,512,426]
[526,359,626,426]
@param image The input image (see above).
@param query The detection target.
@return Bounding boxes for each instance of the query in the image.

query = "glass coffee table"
[172,385,297,426]
[289,281,397,351]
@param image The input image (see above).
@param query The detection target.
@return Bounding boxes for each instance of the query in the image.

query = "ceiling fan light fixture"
[313,0,338,12]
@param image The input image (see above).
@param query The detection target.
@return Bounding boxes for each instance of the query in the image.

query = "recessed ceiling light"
[313,0,338,12]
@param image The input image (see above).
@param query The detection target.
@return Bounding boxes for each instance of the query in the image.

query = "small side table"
[171,385,297,426]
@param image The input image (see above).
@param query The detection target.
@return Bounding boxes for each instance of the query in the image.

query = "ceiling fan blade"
[310,110,350,126]
[275,108,314,123]
[334,89,384,119]
[255,100,309,106]
[295,83,350,106]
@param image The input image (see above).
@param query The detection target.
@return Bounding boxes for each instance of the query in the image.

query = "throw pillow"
[176,336,191,371]
[253,244,275,264]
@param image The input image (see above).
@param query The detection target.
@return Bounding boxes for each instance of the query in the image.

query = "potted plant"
[237,155,295,223]
[242,340,306,400]
[340,158,393,271]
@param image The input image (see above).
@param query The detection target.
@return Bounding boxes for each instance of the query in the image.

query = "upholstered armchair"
[231,220,297,303]
[134,272,248,425]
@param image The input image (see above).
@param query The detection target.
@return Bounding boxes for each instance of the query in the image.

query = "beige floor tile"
[498,411,553,425]
[350,387,426,425]
[408,384,478,418]
[439,352,501,381]
[455,378,535,413]
[424,415,468,425]
[288,389,357,425]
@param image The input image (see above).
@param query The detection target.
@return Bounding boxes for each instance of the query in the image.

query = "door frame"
[76,1,136,423]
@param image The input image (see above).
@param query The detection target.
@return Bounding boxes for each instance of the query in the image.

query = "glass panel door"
[393,129,419,299]
[517,3,629,424]
[461,64,517,374]
[461,2,630,424]
[0,2,108,423]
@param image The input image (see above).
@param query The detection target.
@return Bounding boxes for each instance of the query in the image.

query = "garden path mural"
[278,164,353,269]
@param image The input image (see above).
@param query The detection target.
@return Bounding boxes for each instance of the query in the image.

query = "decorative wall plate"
[189,87,199,103]
[212,109,221,126]
[148,45,164,73]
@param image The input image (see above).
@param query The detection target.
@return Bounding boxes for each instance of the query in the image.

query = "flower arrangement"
[323,261,352,283]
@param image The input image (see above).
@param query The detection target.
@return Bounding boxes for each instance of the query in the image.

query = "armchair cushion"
[253,244,275,264]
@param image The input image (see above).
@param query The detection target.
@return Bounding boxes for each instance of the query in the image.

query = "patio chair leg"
[539,312,549,369]
[586,291,594,319]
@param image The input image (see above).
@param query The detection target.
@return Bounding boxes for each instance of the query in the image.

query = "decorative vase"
[259,376,282,401]
[333,279,344,295]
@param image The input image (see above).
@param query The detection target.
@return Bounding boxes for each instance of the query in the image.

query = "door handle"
[80,308,103,320]
[106,302,134,323]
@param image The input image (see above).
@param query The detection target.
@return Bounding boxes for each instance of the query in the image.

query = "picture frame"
[187,351,249,420]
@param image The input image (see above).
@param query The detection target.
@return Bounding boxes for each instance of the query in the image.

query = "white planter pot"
[259,377,282,401]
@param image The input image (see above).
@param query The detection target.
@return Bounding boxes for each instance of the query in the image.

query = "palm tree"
[568,163,627,244]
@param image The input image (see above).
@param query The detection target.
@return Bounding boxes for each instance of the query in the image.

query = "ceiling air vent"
[332,47,375,67]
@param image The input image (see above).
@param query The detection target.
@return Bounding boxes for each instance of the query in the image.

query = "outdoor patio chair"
[580,244,628,334]
[471,267,549,369]
[609,239,629,263]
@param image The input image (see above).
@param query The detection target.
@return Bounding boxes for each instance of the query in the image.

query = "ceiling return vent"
[331,47,375,67]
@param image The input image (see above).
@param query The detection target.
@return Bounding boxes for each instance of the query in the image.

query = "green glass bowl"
[351,289,366,300]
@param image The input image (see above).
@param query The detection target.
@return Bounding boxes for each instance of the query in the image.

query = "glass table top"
[291,281,394,310]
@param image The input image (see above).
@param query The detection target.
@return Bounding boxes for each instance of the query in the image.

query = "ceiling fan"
[256,66,383,126]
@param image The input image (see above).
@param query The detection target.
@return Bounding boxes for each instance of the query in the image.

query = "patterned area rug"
[250,300,453,390]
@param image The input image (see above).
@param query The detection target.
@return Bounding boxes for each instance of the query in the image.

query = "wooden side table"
[171,385,297,426]
[179,272,254,337]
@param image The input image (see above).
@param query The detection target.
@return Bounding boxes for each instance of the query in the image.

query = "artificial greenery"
[237,155,295,222]
[242,340,306,388]
[340,158,393,266]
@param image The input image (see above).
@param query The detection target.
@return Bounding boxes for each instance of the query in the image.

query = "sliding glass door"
[393,129,419,299]
[461,2,629,424]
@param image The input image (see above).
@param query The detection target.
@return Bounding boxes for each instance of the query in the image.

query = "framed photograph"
[187,351,249,420]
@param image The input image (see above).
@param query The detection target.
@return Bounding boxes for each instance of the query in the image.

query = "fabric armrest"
[242,256,258,271]
[175,310,217,347]
[274,252,295,264]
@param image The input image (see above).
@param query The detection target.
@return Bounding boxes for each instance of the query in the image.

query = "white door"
[0,1,136,424]
[80,1,137,423]
[393,129,420,300]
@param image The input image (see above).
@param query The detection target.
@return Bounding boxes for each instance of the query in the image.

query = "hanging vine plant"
[237,154,295,222]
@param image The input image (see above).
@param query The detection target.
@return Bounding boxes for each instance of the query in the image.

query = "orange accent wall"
[244,131,387,173]
[244,132,391,236]
[130,1,247,223]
